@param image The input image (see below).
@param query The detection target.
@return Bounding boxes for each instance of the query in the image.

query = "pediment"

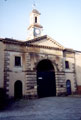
[26,35,64,49]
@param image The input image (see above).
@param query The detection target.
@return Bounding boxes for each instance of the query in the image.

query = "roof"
[0,35,64,50]
[32,9,40,15]
[0,38,24,45]
[26,35,65,50]
[0,36,77,53]
[63,48,75,53]
[26,35,47,43]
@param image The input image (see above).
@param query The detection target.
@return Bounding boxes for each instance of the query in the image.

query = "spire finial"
[32,0,36,9]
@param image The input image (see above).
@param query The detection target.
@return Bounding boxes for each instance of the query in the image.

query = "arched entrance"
[66,80,71,95]
[37,59,56,98]
[14,80,22,99]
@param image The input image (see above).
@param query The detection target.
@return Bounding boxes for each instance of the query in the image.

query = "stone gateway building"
[0,8,81,99]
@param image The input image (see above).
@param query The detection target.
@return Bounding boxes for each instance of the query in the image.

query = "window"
[15,56,21,66]
[35,17,37,23]
[65,61,69,69]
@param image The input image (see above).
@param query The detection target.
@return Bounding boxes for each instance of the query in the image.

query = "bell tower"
[27,7,43,40]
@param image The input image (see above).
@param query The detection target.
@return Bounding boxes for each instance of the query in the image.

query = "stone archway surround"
[26,53,66,98]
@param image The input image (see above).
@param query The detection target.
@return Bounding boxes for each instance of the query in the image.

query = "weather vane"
[32,0,36,9]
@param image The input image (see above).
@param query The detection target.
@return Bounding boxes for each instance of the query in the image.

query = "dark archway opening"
[14,80,22,99]
[37,59,56,98]
[66,80,71,95]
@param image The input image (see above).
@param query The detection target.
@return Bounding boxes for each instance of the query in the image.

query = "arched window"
[35,17,37,23]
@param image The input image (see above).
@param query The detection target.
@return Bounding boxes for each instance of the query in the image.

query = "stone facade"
[0,35,81,99]
[75,52,81,94]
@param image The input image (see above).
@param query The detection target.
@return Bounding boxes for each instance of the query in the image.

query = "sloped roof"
[0,35,76,52]
[32,9,40,15]
[0,38,24,45]
[26,35,65,50]
[0,35,64,50]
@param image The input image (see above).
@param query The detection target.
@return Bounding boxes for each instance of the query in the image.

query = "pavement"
[0,96,81,120]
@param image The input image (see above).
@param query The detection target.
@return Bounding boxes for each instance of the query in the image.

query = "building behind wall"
[0,8,81,99]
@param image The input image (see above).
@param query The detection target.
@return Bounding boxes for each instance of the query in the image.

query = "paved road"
[0,97,81,120]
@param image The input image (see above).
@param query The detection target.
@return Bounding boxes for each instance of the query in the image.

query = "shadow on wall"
[0,88,7,110]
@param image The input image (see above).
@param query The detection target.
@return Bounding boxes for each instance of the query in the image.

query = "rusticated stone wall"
[0,42,4,88]
[25,52,66,97]
[3,42,77,98]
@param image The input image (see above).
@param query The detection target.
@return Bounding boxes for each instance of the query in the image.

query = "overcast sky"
[0,0,81,51]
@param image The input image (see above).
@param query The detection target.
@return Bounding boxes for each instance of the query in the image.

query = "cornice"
[63,48,75,53]
[26,44,63,51]
[1,36,79,53]
[28,24,43,30]
[1,38,24,46]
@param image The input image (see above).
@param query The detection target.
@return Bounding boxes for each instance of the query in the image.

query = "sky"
[0,0,81,51]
